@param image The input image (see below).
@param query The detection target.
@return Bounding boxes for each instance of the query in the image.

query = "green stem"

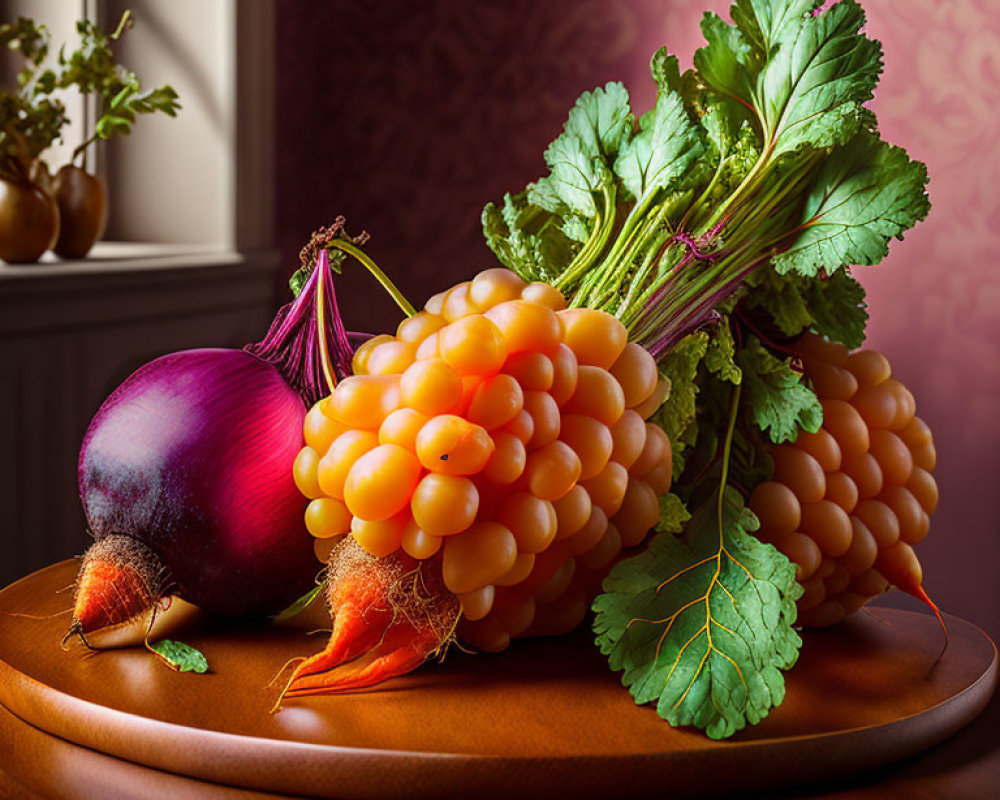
[678,148,730,234]
[600,203,674,308]
[700,141,774,234]
[554,183,617,291]
[557,210,605,291]
[716,382,743,538]
[326,240,417,318]
[72,134,97,168]
[581,208,659,309]
[616,228,672,317]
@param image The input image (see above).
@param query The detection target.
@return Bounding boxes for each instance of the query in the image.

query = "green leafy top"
[1,18,67,176]
[738,336,822,443]
[483,0,932,739]
[483,0,928,359]
[61,13,180,164]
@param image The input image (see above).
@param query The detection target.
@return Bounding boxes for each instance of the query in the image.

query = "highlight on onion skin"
[75,350,314,624]
[68,220,366,643]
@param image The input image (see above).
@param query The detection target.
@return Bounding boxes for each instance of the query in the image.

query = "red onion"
[72,224,363,637]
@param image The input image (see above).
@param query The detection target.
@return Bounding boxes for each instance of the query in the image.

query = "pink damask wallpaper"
[275,0,1000,634]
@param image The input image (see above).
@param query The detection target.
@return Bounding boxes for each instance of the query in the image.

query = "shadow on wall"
[274,0,677,334]
[275,0,1000,636]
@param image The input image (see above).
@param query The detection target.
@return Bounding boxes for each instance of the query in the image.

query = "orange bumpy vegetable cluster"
[749,333,938,627]
[292,268,671,651]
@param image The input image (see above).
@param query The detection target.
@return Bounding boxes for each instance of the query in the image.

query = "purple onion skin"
[79,348,318,617]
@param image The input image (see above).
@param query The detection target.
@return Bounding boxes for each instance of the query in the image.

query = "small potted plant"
[0,11,179,263]
[0,18,64,262]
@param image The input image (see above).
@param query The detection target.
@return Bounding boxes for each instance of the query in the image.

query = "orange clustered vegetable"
[288,267,670,689]
[748,333,939,628]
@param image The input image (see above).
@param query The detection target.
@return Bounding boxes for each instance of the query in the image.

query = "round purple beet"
[79,348,317,616]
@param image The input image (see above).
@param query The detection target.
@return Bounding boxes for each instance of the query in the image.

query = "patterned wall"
[276,0,1000,634]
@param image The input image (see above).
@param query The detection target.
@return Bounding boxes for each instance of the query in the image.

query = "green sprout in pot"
[0,11,180,263]
[0,17,64,263]
[52,10,180,258]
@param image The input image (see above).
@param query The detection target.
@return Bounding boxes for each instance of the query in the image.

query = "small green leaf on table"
[148,639,209,674]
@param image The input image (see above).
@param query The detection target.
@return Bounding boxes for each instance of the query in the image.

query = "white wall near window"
[102,0,236,247]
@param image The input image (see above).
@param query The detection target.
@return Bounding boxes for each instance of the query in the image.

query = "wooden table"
[1,561,996,800]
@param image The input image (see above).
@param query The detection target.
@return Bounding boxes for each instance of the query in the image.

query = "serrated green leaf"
[748,267,868,349]
[694,12,755,103]
[148,639,209,674]
[697,1,881,158]
[562,215,591,244]
[803,268,868,349]
[745,267,814,337]
[593,487,801,739]
[651,332,709,473]
[759,1,882,156]
[738,337,822,443]
[614,75,703,202]
[772,132,930,276]
[731,0,822,57]
[528,82,633,218]
[705,318,742,385]
[656,492,691,534]
[482,192,579,282]
[650,47,683,93]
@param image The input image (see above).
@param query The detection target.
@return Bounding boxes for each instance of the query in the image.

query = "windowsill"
[0,242,246,281]
[0,242,281,335]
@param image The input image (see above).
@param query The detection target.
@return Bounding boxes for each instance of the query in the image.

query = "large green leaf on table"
[738,337,822,444]
[614,68,704,203]
[772,132,930,277]
[527,82,633,218]
[593,487,802,740]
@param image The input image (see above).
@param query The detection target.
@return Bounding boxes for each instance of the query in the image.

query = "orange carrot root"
[910,584,949,652]
[276,538,459,707]
[69,534,164,641]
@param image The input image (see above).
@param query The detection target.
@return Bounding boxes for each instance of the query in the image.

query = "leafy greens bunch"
[0,11,178,179]
[483,0,929,739]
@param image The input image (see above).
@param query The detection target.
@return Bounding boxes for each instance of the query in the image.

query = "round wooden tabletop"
[0,561,996,800]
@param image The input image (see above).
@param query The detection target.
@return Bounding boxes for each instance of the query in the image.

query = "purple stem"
[642,258,766,359]
[245,250,358,406]
[671,232,718,261]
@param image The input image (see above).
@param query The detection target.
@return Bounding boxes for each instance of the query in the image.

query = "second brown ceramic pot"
[53,165,107,259]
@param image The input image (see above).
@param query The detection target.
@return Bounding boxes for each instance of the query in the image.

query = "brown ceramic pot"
[53,165,107,259]
[0,177,60,264]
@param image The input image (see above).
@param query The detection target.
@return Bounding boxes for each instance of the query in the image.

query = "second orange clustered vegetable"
[293,268,672,652]
[749,333,939,628]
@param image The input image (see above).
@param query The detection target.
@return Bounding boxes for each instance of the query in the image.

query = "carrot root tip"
[275,539,459,707]
[69,534,164,639]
